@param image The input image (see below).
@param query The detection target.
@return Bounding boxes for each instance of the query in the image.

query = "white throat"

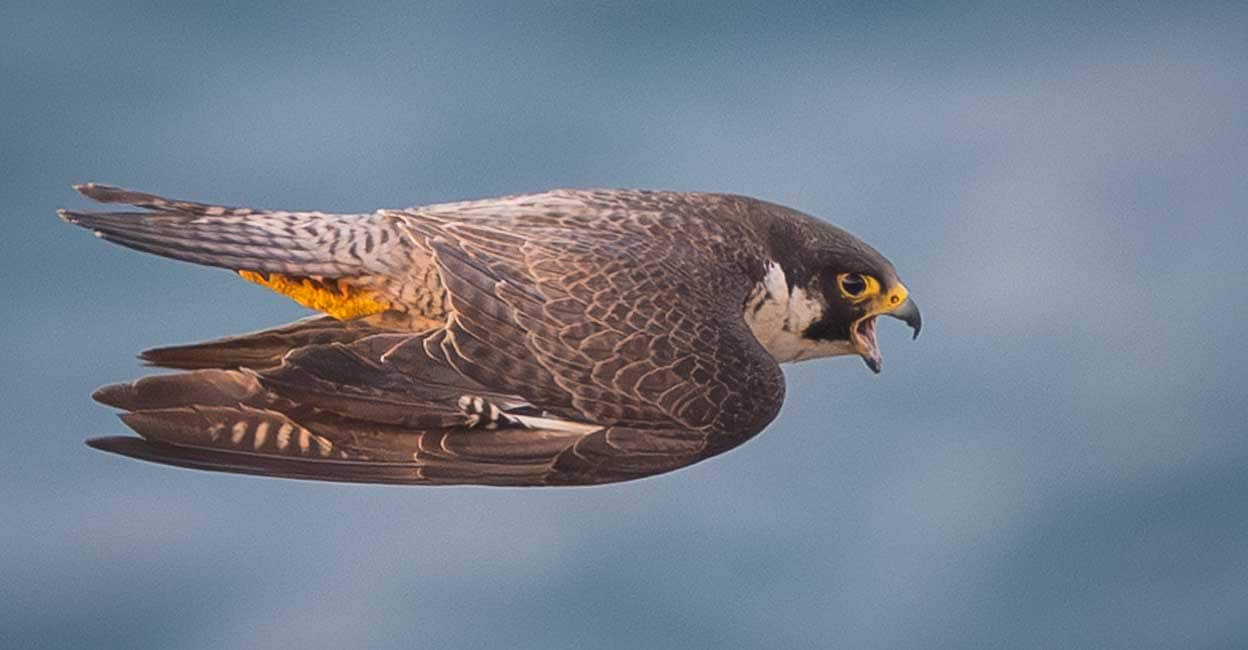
[744,261,855,363]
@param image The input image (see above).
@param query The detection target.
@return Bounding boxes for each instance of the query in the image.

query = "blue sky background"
[2,2,1246,648]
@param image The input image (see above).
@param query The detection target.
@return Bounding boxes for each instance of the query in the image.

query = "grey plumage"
[61,184,405,276]
[63,183,919,486]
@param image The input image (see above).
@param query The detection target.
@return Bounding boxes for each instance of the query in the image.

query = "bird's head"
[800,257,921,373]
[757,204,921,372]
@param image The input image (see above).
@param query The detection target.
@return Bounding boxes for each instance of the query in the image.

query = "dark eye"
[840,273,867,297]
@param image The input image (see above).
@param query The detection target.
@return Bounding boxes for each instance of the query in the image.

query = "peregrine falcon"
[61,183,920,486]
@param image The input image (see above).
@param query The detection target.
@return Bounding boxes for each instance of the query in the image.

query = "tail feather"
[59,207,356,276]
[59,183,406,278]
[73,183,252,215]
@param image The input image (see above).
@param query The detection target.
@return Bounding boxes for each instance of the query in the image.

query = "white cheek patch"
[785,286,823,332]
[744,261,855,363]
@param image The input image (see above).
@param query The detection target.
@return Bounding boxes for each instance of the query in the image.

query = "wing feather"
[140,316,378,370]
[72,186,790,485]
[403,212,785,437]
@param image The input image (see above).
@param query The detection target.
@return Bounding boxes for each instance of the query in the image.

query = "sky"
[2,2,1246,648]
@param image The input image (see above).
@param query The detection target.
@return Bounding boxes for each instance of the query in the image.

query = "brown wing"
[88,329,725,486]
[86,426,711,486]
[71,186,787,485]
[89,331,602,486]
[139,315,378,370]
[396,190,786,442]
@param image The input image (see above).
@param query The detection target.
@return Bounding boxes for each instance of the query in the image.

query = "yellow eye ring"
[837,273,880,302]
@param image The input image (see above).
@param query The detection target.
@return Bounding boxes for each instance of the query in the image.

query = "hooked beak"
[850,289,922,374]
[887,298,922,340]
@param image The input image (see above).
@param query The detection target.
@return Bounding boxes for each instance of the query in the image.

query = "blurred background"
[2,2,1245,648]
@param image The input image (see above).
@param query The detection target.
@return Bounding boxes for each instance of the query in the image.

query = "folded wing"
[69,185,789,485]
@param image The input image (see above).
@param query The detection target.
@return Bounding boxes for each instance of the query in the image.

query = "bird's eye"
[839,273,868,298]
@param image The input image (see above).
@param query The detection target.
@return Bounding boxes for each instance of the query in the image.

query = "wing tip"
[57,208,114,233]
[56,207,98,226]
[86,435,133,450]
[85,435,149,457]
[72,182,133,203]
[91,382,133,409]
[83,435,432,485]
[84,436,251,477]
[136,348,167,368]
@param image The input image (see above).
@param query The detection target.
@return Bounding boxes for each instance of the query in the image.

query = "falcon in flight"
[61,184,920,486]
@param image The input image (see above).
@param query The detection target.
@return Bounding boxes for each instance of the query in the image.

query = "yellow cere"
[875,282,910,315]
[238,270,390,320]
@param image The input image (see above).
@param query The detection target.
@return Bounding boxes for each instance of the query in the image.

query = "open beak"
[850,289,922,374]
